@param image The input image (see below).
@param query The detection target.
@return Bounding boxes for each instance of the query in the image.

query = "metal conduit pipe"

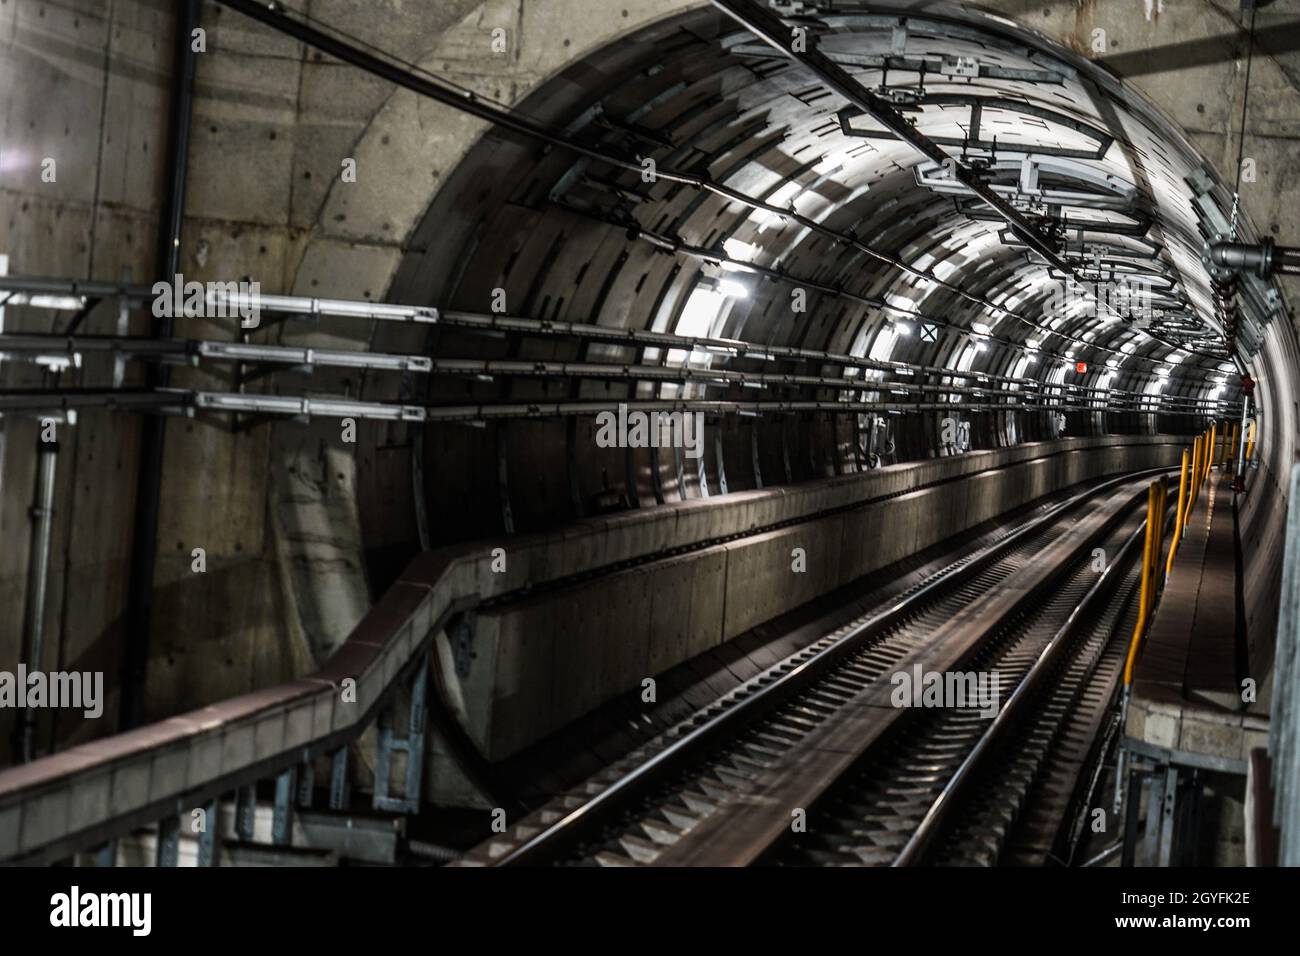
[0,385,1240,423]
[1210,239,1300,278]
[0,333,1235,414]
[15,433,58,764]
[0,276,1235,401]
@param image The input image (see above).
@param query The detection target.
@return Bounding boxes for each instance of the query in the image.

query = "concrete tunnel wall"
[0,0,1298,771]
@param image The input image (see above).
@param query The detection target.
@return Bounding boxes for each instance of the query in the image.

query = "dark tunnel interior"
[1,0,1299,896]
[354,5,1262,571]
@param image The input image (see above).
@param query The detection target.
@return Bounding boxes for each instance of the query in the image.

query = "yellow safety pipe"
[1165,450,1188,577]
[1246,420,1256,461]
[1154,481,1167,576]
[1229,422,1240,462]
[1207,423,1217,474]
[1187,435,1203,516]
[1124,481,1162,687]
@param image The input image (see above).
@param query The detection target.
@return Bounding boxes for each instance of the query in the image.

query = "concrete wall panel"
[453,439,1183,760]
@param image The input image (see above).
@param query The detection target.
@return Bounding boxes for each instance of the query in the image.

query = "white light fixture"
[722,238,758,262]
[718,280,749,299]
[668,288,726,364]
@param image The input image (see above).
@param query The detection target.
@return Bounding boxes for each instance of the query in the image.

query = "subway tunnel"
[1,0,1300,892]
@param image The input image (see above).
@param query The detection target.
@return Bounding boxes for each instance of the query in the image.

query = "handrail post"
[1124,481,1161,688]
[1116,479,1164,816]
[1201,427,1211,486]
[1166,449,1189,578]
[1188,435,1203,518]
[1157,480,1168,557]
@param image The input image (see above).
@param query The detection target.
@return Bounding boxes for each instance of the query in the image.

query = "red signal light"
[1075,361,1088,374]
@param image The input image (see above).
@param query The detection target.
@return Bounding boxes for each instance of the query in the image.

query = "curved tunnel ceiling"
[365,1,1267,551]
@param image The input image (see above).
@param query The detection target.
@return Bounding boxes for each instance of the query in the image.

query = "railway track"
[776,512,1146,867]
[455,469,1171,867]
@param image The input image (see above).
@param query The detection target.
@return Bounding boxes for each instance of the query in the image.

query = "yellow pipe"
[1246,420,1256,461]
[1229,422,1240,461]
[1187,435,1202,516]
[1165,450,1188,577]
[1196,433,1203,492]
[1124,481,1161,687]
[1157,481,1167,559]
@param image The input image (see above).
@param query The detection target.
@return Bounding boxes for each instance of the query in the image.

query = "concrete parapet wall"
[451,437,1184,762]
[454,436,1174,600]
[1127,695,1269,766]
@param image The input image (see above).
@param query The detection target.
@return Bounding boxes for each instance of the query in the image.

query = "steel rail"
[491,466,1171,865]
[647,477,1159,866]
[892,512,1153,865]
